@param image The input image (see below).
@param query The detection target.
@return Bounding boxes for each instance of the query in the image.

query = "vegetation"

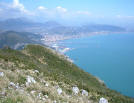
[0,44,134,103]
[0,31,42,49]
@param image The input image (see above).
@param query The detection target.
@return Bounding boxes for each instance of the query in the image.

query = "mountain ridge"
[0,31,43,49]
[0,18,126,35]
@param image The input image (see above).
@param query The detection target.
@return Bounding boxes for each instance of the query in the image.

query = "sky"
[0,0,134,26]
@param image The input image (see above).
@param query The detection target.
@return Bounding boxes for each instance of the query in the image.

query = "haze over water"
[59,33,134,97]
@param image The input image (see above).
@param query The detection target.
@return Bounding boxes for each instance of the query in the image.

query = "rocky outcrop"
[57,87,62,95]
[0,72,4,77]
[81,89,88,96]
[26,76,36,86]
[99,97,108,103]
[72,86,79,95]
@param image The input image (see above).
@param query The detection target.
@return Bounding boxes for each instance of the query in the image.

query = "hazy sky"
[0,0,134,26]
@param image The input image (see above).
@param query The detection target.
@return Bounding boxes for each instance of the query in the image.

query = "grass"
[1,97,23,103]
[0,44,134,103]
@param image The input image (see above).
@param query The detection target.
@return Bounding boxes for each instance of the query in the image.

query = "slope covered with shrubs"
[0,45,134,103]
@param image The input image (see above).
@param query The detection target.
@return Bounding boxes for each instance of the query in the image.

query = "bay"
[58,33,134,97]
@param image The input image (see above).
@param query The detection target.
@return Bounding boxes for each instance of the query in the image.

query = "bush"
[18,75,26,85]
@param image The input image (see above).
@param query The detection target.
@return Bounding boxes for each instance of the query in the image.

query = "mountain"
[0,18,126,35]
[0,18,62,34]
[0,31,42,49]
[0,44,134,103]
[0,18,34,30]
[79,24,126,32]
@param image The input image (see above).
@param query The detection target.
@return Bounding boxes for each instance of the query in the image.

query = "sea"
[57,32,134,97]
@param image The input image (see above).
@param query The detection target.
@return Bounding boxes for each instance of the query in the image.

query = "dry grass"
[0,60,95,103]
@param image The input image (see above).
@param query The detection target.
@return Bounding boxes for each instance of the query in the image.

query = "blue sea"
[58,33,134,97]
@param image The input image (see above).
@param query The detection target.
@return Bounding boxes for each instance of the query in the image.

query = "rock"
[81,89,88,96]
[53,100,57,103]
[9,82,20,89]
[31,90,36,94]
[0,72,4,77]
[34,70,39,73]
[42,80,49,87]
[44,95,48,99]
[45,83,49,87]
[9,82,16,87]
[96,77,104,84]
[9,82,17,89]
[0,91,6,97]
[57,87,62,95]
[42,97,46,101]
[26,76,36,86]
[88,101,92,103]
[72,86,79,95]
[37,92,42,99]
[43,81,49,86]
[15,83,19,89]
[99,97,108,103]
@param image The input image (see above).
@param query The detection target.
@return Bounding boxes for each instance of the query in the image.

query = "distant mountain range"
[0,18,127,49]
[0,18,126,35]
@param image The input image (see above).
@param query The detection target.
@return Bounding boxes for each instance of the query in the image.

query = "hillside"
[0,31,42,49]
[0,45,134,103]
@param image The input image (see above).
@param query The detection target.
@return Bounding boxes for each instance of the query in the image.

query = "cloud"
[0,0,34,19]
[13,0,23,8]
[56,6,67,13]
[38,6,47,11]
[37,6,68,16]
[116,15,134,19]
[0,0,92,22]
[76,11,91,16]
[35,5,92,22]
[36,6,69,21]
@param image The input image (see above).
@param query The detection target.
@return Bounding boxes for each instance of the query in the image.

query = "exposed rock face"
[57,87,62,95]
[26,76,36,86]
[82,89,88,96]
[99,97,108,103]
[0,72,4,77]
[72,86,79,95]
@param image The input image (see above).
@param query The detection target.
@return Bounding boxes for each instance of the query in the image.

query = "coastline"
[40,31,130,63]
[41,31,129,45]
[41,31,129,54]
[41,32,134,97]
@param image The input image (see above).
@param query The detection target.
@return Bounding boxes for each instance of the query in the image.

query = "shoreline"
[40,31,132,64]
[41,31,129,46]
[41,31,129,54]
[41,32,134,97]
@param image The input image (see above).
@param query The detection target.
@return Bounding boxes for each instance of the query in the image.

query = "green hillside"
[0,31,42,49]
[0,45,134,103]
